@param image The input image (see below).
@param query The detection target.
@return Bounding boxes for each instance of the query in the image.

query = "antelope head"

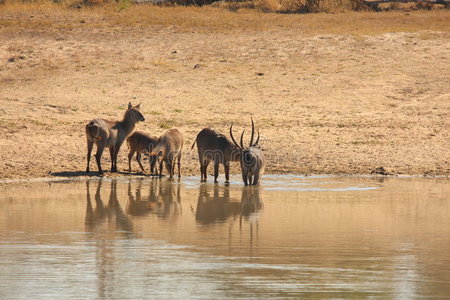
[229,117,260,150]
[127,102,145,123]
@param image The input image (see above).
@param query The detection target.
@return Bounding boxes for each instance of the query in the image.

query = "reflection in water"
[1,176,449,299]
[240,186,263,219]
[126,180,153,218]
[195,185,263,224]
[85,180,132,234]
[195,185,263,259]
[150,179,182,220]
[85,180,134,299]
[84,179,184,299]
[129,178,182,219]
[195,184,234,223]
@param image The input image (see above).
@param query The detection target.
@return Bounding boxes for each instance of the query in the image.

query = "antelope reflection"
[240,186,263,220]
[84,178,181,299]
[126,178,182,220]
[126,179,155,218]
[84,179,133,299]
[85,179,132,234]
[195,184,263,224]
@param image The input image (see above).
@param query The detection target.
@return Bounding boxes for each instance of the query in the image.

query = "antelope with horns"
[191,128,240,184]
[126,131,158,175]
[230,118,265,186]
[149,129,184,179]
[85,102,145,175]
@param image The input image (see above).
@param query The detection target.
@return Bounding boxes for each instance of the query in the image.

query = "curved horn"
[240,130,245,149]
[229,124,241,149]
[253,129,260,146]
[249,117,255,147]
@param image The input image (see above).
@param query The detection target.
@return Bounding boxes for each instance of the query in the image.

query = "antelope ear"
[128,102,132,109]
[135,103,141,110]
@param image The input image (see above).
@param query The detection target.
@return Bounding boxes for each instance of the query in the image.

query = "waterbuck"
[191,128,240,184]
[230,118,265,186]
[85,102,145,175]
[149,129,184,179]
[126,131,158,175]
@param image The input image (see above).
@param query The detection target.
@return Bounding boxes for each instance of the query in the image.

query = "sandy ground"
[0,10,449,180]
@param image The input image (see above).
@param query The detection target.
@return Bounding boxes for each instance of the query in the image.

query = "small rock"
[370,167,393,176]
[193,64,202,69]
[256,72,264,76]
[8,57,15,63]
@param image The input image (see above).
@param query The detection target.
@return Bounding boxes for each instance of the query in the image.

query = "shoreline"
[1,172,448,185]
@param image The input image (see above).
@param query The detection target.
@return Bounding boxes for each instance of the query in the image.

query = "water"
[0,175,449,299]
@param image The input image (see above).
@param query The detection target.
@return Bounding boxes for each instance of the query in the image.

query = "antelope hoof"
[225,181,230,186]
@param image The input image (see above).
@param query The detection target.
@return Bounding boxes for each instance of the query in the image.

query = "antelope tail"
[190,138,197,150]
[86,121,100,140]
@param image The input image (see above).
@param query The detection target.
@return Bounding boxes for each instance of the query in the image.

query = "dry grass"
[0,1,449,35]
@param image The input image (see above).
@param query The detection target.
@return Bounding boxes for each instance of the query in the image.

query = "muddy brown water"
[0,175,449,299]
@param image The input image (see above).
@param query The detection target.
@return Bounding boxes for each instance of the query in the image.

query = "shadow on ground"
[50,171,93,177]
[50,171,151,177]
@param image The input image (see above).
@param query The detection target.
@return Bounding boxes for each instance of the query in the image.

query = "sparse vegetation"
[3,0,444,14]
[148,111,162,115]
[0,0,448,35]
[159,121,175,129]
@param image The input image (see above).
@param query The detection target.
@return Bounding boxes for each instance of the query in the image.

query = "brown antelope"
[191,128,240,184]
[85,102,145,175]
[230,118,265,186]
[149,129,184,179]
[126,131,158,175]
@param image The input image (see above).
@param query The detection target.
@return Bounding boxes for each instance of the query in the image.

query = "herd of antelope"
[85,102,265,186]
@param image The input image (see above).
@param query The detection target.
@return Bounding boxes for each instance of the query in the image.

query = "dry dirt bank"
[1,8,449,180]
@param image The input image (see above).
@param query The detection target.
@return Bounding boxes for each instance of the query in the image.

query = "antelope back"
[127,131,157,152]
[155,129,183,157]
[196,128,237,162]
